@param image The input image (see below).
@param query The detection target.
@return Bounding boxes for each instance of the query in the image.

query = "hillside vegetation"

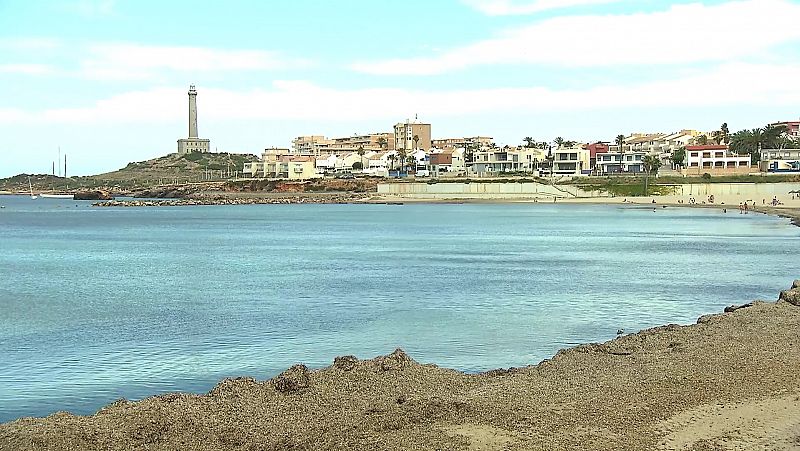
[0,152,259,192]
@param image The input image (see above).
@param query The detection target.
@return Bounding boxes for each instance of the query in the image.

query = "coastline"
[2,283,799,450]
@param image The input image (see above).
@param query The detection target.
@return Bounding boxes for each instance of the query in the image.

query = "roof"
[685,145,727,151]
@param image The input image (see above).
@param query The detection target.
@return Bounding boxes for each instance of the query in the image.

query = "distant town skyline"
[1,0,800,177]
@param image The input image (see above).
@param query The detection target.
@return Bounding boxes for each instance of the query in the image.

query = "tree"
[523,137,534,148]
[377,137,388,150]
[672,147,686,169]
[357,146,365,171]
[642,154,662,195]
[720,123,730,144]
[406,155,416,173]
[397,149,407,173]
[615,135,626,173]
[387,154,397,172]
[464,143,476,176]
[352,161,363,170]
[553,137,565,149]
[413,134,420,152]
[564,140,577,148]
[698,134,709,145]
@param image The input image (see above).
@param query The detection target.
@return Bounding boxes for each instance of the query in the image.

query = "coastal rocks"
[779,288,800,306]
[724,302,757,313]
[374,348,415,372]
[73,189,113,200]
[333,355,359,371]
[93,193,369,208]
[273,364,311,393]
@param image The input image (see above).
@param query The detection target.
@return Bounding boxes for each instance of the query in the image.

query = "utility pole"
[64,154,67,178]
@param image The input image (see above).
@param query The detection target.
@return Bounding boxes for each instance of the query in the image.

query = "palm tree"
[357,146,365,172]
[615,135,626,173]
[387,154,397,173]
[642,154,662,195]
[397,149,407,174]
[564,140,577,148]
[523,137,534,148]
[698,135,709,145]
[720,123,730,145]
[553,137,565,149]
[413,135,420,152]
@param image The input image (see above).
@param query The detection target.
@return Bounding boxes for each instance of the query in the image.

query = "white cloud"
[3,63,799,126]
[463,0,621,15]
[0,64,53,75]
[79,43,312,80]
[354,0,800,75]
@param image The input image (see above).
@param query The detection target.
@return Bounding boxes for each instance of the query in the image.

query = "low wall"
[377,182,602,199]
[673,183,800,198]
[377,181,800,200]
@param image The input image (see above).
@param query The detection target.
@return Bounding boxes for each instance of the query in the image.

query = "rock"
[724,302,755,313]
[793,280,800,289]
[333,355,359,371]
[697,314,715,324]
[73,190,113,200]
[779,289,800,307]
[374,348,415,372]
[274,364,311,393]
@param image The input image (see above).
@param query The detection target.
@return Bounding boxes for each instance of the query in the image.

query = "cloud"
[463,0,621,15]
[3,63,799,126]
[0,64,53,75]
[354,0,800,75]
[78,43,312,80]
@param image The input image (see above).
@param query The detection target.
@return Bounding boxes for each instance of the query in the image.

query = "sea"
[0,194,798,422]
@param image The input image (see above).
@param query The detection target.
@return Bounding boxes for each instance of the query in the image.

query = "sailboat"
[29,177,38,200]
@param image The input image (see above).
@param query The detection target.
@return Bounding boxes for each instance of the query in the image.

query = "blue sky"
[1,0,799,176]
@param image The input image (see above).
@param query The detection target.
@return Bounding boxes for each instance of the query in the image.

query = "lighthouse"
[177,85,211,155]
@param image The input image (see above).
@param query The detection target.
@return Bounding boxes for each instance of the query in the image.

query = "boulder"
[793,280,800,289]
[274,364,311,393]
[73,190,113,200]
[779,289,800,307]
[333,355,359,371]
[374,348,415,372]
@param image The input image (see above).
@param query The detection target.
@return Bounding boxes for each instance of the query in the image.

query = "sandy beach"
[2,282,799,450]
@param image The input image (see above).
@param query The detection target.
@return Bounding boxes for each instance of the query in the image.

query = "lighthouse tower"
[177,85,211,155]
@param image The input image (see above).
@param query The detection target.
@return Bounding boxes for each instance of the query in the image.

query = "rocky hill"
[0,152,259,193]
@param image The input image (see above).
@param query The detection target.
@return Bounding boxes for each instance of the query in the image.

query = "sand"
[2,283,799,451]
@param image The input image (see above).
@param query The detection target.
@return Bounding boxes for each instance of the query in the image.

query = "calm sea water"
[0,195,798,422]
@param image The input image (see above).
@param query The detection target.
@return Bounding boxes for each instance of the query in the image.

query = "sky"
[1,0,799,177]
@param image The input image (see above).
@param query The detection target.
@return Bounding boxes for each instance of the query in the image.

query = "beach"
[2,282,799,450]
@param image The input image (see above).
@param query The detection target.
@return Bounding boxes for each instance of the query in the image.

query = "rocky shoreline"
[2,282,799,450]
[93,193,373,207]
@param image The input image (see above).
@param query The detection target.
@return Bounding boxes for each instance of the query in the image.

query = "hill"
[0,152,259,193]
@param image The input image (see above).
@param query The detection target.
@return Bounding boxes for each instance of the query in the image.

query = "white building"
[594,150,647,174]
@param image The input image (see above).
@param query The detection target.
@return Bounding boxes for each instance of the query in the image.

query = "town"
[177,87,800,181]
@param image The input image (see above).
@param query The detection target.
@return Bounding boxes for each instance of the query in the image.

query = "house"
[594,150,647,174]
[551,147,591,176]
[683,145,752,175]
[760,148,800,172]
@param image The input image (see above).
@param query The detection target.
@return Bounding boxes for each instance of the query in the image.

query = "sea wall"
[376,182,602,199]
[377,181,800,200]
[672,182,800,199]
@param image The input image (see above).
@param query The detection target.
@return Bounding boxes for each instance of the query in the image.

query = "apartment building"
[471,147,545,175]
[432,136,493,150]
[394,121,431,152]
[770,121,800,139]
[683,145,751,175]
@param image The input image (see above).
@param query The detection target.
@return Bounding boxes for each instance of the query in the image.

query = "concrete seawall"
[376,182,602,199]
[377,181,800,200]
